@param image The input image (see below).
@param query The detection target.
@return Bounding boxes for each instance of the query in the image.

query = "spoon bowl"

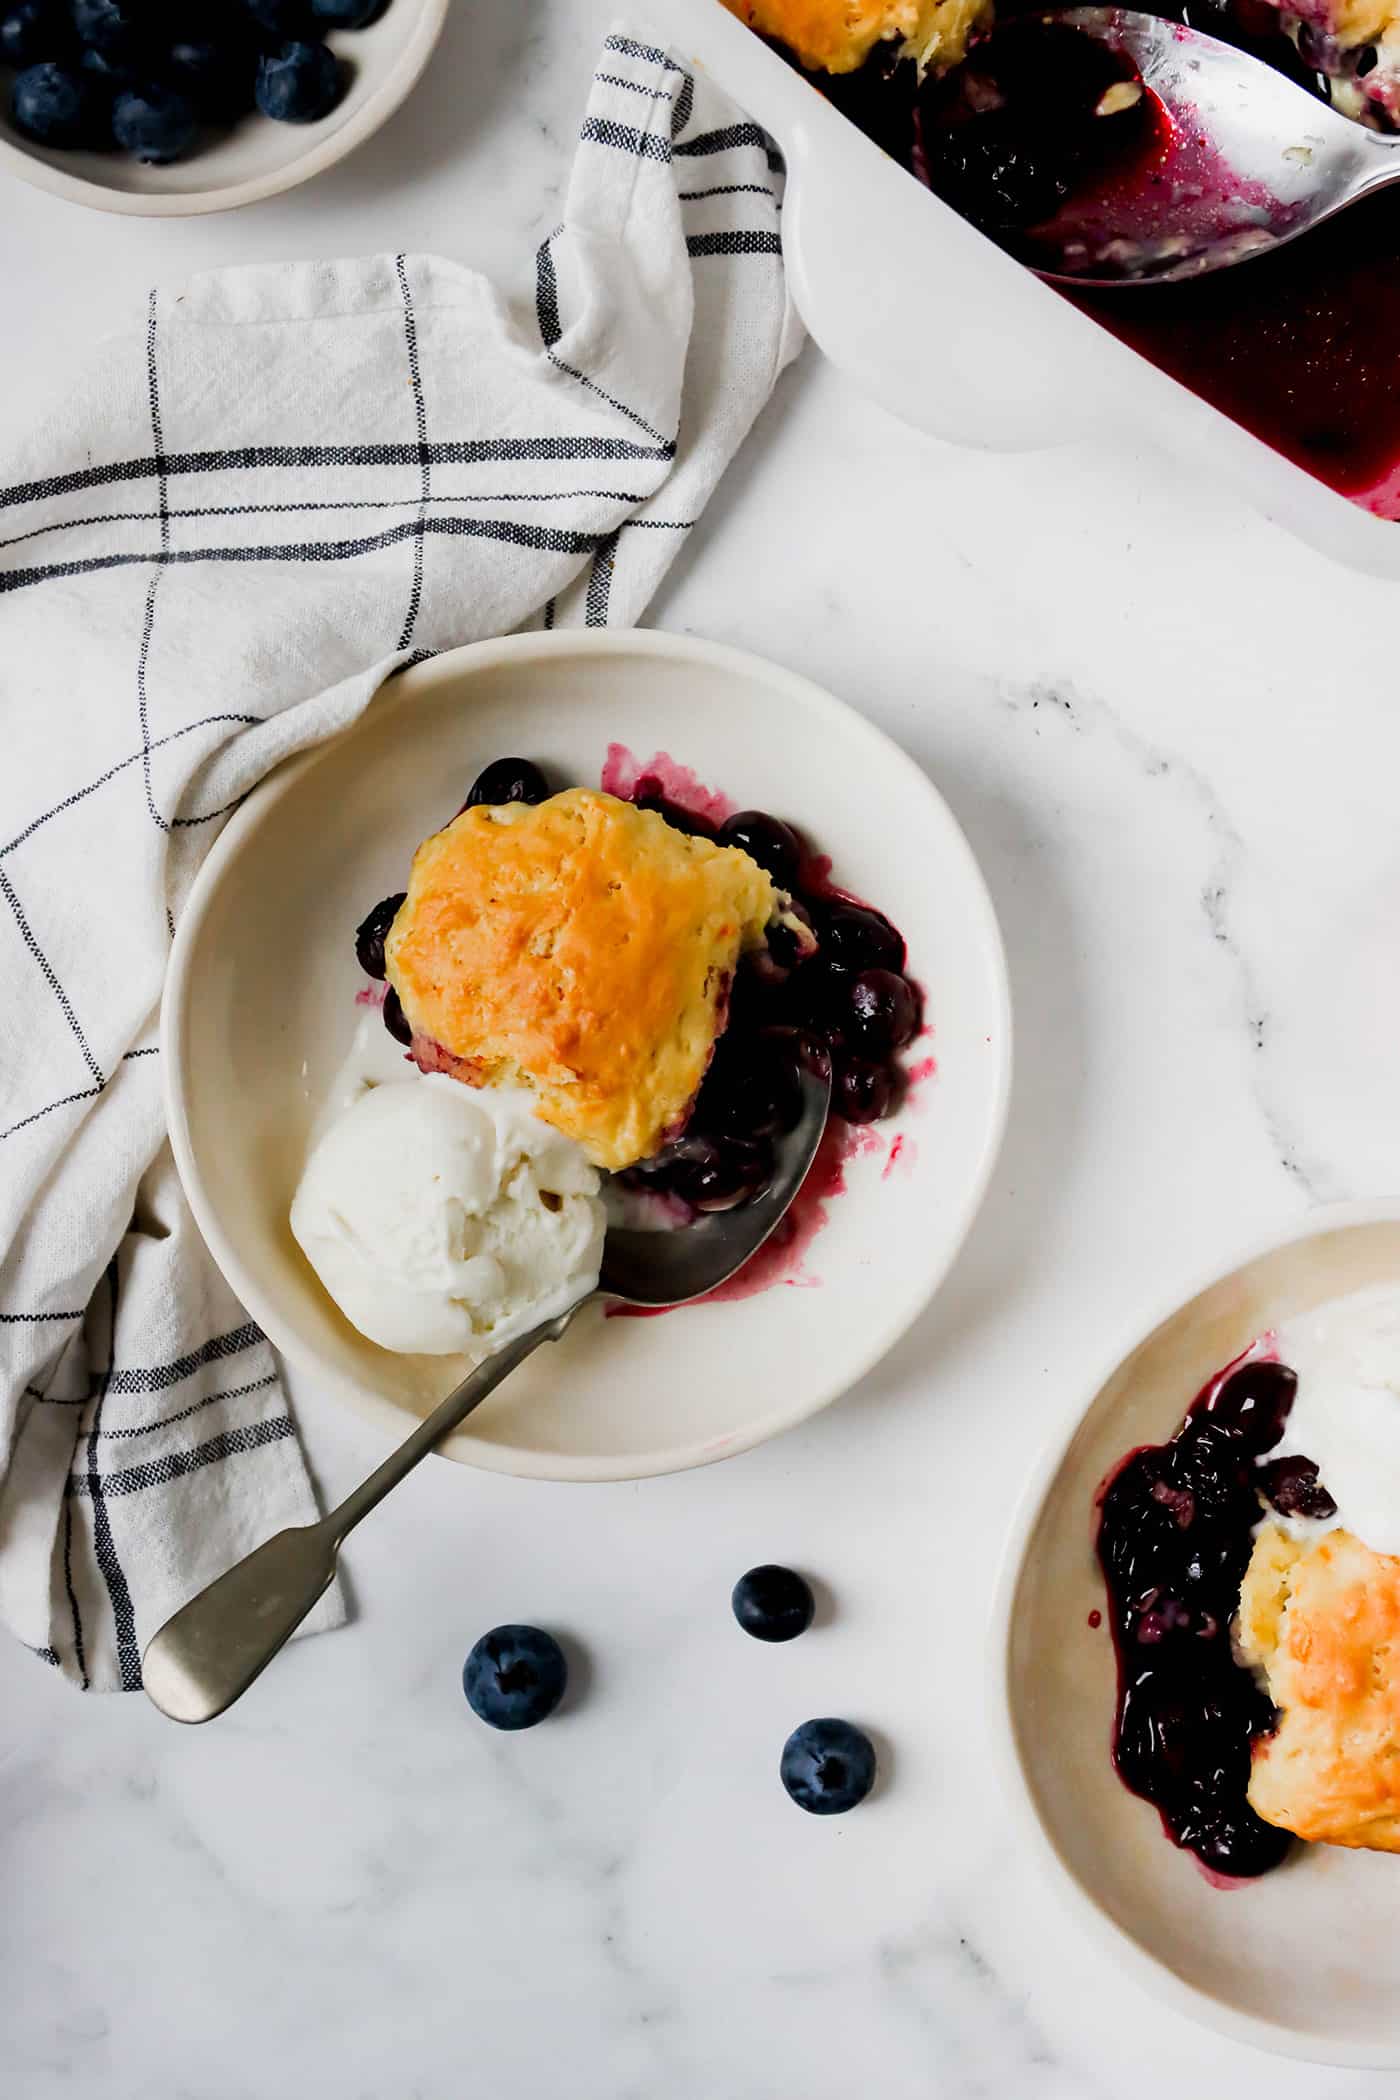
[1025,7,1399,285]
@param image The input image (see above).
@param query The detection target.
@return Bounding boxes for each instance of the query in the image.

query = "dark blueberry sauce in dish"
[1095,1350,1333,1881]
[789,0,1400,514]
[352,754,921,1225]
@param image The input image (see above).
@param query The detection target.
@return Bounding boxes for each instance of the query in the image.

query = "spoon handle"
[141,1299,586,1723]
[327,1300,584,1535]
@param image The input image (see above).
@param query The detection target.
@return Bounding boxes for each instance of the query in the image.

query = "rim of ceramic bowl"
[0,0,448,217]
[986,1192,1400,2068]
[162,626,1013,1483]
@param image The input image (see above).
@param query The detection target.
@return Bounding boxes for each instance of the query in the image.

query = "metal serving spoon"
[1025,7,1400,286]
[142,1065,833,1725]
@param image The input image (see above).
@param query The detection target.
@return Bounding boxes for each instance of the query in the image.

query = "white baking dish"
[658,0,1400,576]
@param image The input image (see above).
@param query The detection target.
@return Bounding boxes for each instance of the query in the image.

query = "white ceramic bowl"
[164,629,1011,1482]
[0,0,447,216]
[995,1199,1400,2066]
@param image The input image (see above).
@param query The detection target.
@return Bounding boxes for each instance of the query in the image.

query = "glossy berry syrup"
[1095,1351,1302,1880]
[808,0,1400,515]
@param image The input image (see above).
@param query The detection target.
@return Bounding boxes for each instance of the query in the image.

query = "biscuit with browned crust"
[385,789,776,1172]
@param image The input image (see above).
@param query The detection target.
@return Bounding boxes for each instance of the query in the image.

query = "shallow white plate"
[164,629,1010,1481]
[0,0,446,216]
[994,1199,1400,2066]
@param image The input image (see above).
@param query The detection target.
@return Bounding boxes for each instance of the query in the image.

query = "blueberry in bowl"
[9,59,99,146]
[0,0,444,209]
[254,36,343,124]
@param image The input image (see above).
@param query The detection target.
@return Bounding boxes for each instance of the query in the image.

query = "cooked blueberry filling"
[461,757,549,812]
[355,757,923,1212]
[1097,1356,1323,1880]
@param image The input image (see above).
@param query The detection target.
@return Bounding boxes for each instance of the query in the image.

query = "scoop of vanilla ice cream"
[290,1073,605,1356]
[1269,1284,1400,1557]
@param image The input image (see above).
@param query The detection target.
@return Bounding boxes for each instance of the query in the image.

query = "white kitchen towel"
[0,27,799,1692]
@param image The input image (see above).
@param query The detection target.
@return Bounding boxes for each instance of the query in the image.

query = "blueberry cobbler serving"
[726,0,1400,515]
[289,747,922,1358]
[1097,1285,1400,1881]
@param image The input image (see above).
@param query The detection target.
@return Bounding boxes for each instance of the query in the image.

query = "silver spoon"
[142,1064,833,1725]
[1022,7,1398,286]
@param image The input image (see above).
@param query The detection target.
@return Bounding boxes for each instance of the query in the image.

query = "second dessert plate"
[995,1200,1400,2067]
[164,629,1011,1482]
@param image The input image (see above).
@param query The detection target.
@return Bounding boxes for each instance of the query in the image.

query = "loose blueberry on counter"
[463,1624,567,1731]
[780,1718,877,1815]
[255,37,343,122]
[354,891,406,981]
[112,81,197,161]
[381,984,412,1046]
[720,810,803,889]
[463,756,548,810]
[732,1564,814,1643]
[0,0,69,68]
[10,60,96,145]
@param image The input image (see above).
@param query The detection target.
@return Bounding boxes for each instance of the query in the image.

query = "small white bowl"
[994,1199,1400,2066]
[0,0,447,216]
[163,629,1011,1482]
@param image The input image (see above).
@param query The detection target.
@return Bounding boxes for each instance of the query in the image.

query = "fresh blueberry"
[10,61,96,145]
[164,33,258,120]
[240,0,315,31]
[732,1564,814,1643]
[78,40,138,88]
[813,900,904,973]
[71,0,155,56]
[633,777,716,839]
[354,891,406,981]
[0,0,70,67]
[310,0,384,24]
[381,984,411,1045]
[463,756,548,810]
[832,1054,893,1124]
[780,1718,877,1815]
[112,80,196,159]
[720,810,803,889]
[254,37,343,123]
[463,1624,567,1731]
[845,968,919,1056]
[1202,1360,1297,1452]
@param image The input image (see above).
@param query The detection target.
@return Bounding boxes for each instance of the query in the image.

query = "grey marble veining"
[6,2,1400,2094]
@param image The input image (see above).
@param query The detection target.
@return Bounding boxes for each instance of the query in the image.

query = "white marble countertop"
[5,4,1400,2095]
